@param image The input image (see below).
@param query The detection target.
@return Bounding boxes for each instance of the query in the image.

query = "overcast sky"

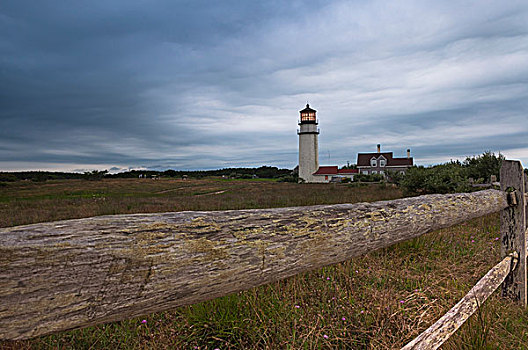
[1,1,527,172]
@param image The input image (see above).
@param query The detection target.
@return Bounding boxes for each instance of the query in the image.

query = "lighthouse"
[298,104,319,183]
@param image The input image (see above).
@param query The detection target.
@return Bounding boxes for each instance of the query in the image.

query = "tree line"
[0,166,293,183]
[1,152,525,193]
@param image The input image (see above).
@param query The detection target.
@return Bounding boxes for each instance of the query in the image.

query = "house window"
[362,170,369,175]
[370,158,377,167]
[379,159,386,167]
[400,171,405,175]
[379,170,385,175]
[372,171,377,174]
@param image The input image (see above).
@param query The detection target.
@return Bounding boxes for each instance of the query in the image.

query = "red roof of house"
[313,166,358,175]
[313,166,338,175]
[337,168,359,174]
[357,152,413,167]
[389,157,414,166]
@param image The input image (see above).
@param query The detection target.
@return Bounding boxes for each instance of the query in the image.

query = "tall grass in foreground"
[1,179,528,349]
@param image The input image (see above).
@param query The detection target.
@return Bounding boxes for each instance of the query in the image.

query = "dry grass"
[0,178,402,228]
[1,178,527,349]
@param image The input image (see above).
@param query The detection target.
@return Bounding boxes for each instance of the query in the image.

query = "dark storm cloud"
[1,0,528,171]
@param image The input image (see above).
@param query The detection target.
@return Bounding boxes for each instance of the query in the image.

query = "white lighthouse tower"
[298,104,319,183]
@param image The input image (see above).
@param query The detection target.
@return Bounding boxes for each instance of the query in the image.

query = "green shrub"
[463,151,504,182]
[0,173,17,182]
[354,173,384,182]
[277,174,298,183]
[399,152,504,195]
[401,162,469,195]
[385,170,405,185]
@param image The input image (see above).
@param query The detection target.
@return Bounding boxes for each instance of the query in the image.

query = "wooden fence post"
[500,160,527,306]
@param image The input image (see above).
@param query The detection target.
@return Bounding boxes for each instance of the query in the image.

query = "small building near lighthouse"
[313,166,358,182]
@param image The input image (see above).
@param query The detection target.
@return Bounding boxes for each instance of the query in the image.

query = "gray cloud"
[1,0,528,171]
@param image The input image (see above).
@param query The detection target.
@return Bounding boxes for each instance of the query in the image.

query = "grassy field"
[1,178,527,349]
[0,178,404,228]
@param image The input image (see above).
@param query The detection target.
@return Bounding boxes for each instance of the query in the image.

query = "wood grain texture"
[500,160,527,306]
[0,189,507,340]
[401,253,516,350]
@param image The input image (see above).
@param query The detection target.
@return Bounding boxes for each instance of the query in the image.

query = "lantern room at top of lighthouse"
[299,104,317,124]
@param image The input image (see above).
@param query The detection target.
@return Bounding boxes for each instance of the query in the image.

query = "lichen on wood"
[0,189,508,340]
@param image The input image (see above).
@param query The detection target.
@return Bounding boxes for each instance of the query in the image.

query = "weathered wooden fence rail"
[402,252,518,350]
[0,160,526,348]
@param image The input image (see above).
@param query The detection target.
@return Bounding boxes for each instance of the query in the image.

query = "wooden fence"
[0,160,526,349]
